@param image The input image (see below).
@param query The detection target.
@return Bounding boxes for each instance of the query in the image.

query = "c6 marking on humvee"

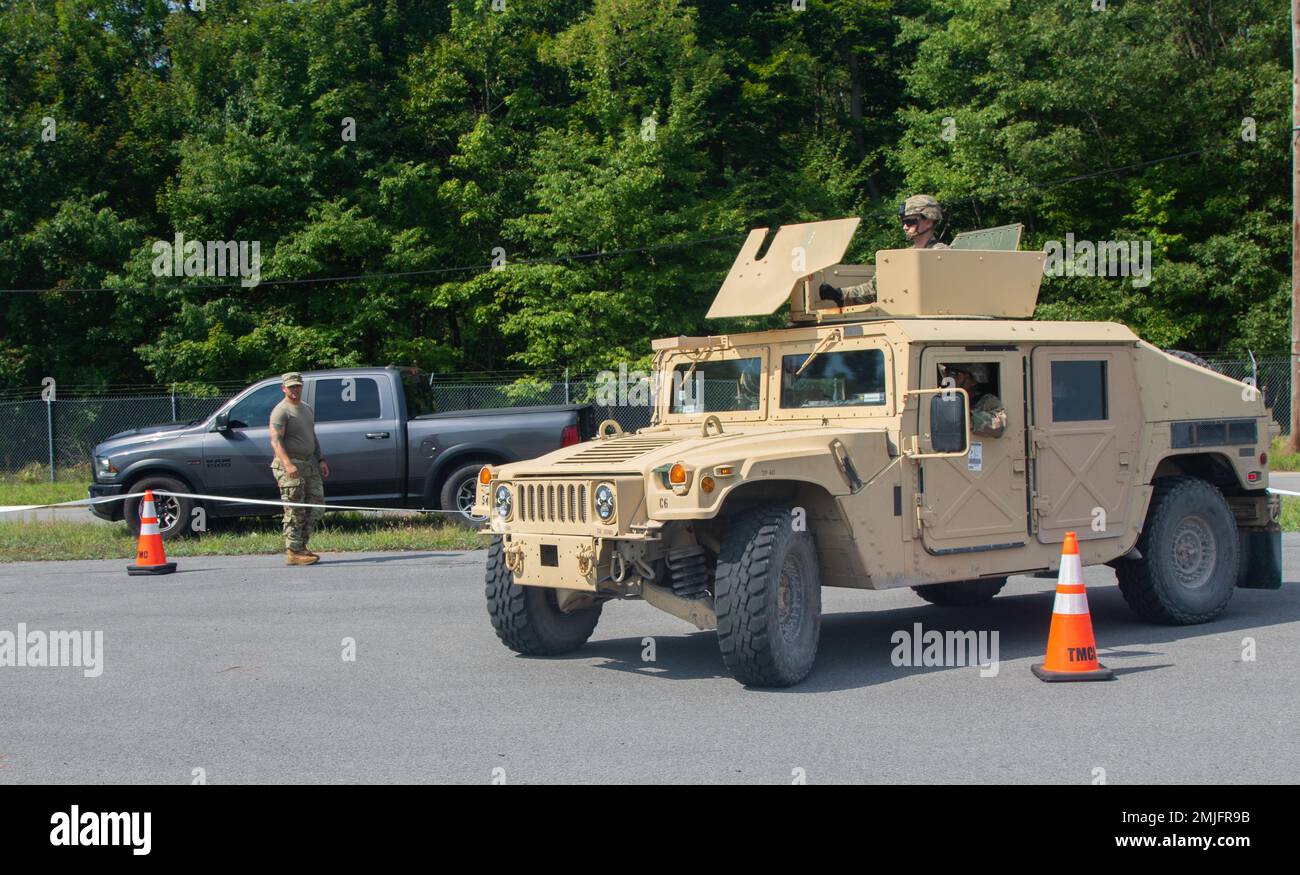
[476,218,1282,687]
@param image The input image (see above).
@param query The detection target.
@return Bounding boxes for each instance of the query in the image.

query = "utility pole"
[1292,0,1300,450]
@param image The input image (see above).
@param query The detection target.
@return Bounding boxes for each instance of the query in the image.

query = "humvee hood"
[499,426,889,478]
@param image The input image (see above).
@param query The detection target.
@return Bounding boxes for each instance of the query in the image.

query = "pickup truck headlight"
[95,456,117,478]
[494,484,513,519]
[594,483,616,521]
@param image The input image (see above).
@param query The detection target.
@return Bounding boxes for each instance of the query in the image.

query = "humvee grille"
[557,436,681,464]
[518,482,588,524]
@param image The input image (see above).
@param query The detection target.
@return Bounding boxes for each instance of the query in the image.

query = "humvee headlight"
[594,484,616,521]
[494,484,513,519]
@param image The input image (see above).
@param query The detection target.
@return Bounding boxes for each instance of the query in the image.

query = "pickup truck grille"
[556,436,681,465]
[518,482,588,524]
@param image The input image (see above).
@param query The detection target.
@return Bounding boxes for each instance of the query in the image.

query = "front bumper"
[87,483,126,521]
[499,533,603,591]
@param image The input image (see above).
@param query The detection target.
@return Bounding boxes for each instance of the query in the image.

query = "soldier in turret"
[819,194,948,308]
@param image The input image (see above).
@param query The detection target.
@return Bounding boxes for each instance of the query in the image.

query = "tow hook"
[610,552,628,583]
[576,544,596,578]
[504,544,525,574]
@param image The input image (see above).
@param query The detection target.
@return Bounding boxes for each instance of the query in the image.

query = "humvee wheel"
[485,538,602,655]
[1116,476,1239,625]
[715,505,822,687]
[912,577,1007,606]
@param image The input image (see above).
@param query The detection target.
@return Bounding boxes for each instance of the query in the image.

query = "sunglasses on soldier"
[901,215,924,228]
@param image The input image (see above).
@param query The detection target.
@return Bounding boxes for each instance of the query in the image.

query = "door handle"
[365,432,391,439]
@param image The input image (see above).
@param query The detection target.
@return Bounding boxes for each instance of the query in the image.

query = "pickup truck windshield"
[670,357,762,414]
[780,349,887,408]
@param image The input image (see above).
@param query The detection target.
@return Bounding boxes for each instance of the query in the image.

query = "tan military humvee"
[475,218,1282,687]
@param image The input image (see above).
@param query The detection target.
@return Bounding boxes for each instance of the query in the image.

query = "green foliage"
[0,0,1290,395]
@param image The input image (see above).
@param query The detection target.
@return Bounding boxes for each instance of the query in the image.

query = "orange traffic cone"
[127,490,177,576]
[1031,531,1113,682]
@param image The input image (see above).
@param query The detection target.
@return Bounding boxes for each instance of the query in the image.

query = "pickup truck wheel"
[124,475,197,540]
[1116,476,1239,625]
[714,505,822,687]
[912,577,1007,606]
[441,463,489,528]
[485,538,602,655]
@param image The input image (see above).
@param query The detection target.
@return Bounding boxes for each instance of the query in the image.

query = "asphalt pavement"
[1,540,1297,784]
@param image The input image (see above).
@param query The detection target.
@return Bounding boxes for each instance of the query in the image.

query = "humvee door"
[915,347,1029,553]
[1028,346,1141,544]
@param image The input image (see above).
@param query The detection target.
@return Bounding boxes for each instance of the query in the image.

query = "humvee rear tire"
[484,538,602,655]
[912,577,1007,606]
[1116,476,1239,625]
[715,505,822,687]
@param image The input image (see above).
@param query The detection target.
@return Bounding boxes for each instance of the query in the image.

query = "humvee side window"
[1051,360,1108,422]
[780,349,886,409]
[670,357,763,413]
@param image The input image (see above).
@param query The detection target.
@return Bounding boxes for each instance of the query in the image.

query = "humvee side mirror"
[213,411,231,433]
[930,393,968,453]
[902,387,970,459]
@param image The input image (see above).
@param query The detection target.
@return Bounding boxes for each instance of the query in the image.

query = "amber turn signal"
[669,463,687,485]
[700,476,716,493]
[478,466,493,485]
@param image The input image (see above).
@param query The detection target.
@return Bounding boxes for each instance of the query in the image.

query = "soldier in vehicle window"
[819,194,949,308]
[943,362,1007,438]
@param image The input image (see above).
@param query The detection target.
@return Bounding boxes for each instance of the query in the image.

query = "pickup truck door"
[307,375,402,504]
[201,381,283,510]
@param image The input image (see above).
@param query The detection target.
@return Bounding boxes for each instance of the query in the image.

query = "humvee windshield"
[669,356,762,413]
[780,349,887,409]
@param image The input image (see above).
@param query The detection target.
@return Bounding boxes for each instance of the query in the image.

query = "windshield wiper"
[679,348,714,385]
[794,329,842,378]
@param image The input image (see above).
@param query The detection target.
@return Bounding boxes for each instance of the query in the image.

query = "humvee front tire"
[1116,476,1239,625]
[912,577,1007,606]
[715,505,822,687]
[485,538,602,655]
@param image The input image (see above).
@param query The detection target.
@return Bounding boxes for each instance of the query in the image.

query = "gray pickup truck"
[88,367,595,537]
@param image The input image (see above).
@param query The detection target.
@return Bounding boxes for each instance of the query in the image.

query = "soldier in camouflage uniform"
[943,363,1007,438]
[820,194,949,308]
[269,372,330,566]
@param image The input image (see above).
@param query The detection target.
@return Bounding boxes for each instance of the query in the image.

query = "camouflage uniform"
[269,372,326,556]
[272,455,325,551]
[823,195,949,307]
[943,362,1006,438]
[970,392,1008,438]
[839,238,950,305]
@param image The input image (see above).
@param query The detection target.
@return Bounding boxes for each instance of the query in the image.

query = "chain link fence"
[0,357,1290,479]
[1200,354,1289,428]
[0,393,233,480]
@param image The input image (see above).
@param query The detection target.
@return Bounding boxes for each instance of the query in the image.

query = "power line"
[0,233,748,296]
[0,135,1269,296]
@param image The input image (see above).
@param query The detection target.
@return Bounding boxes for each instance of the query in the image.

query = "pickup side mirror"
[213,411,231,433]
[929,393,968,453]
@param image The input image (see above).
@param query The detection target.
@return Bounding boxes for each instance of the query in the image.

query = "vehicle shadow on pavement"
[574,579,1300,692]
